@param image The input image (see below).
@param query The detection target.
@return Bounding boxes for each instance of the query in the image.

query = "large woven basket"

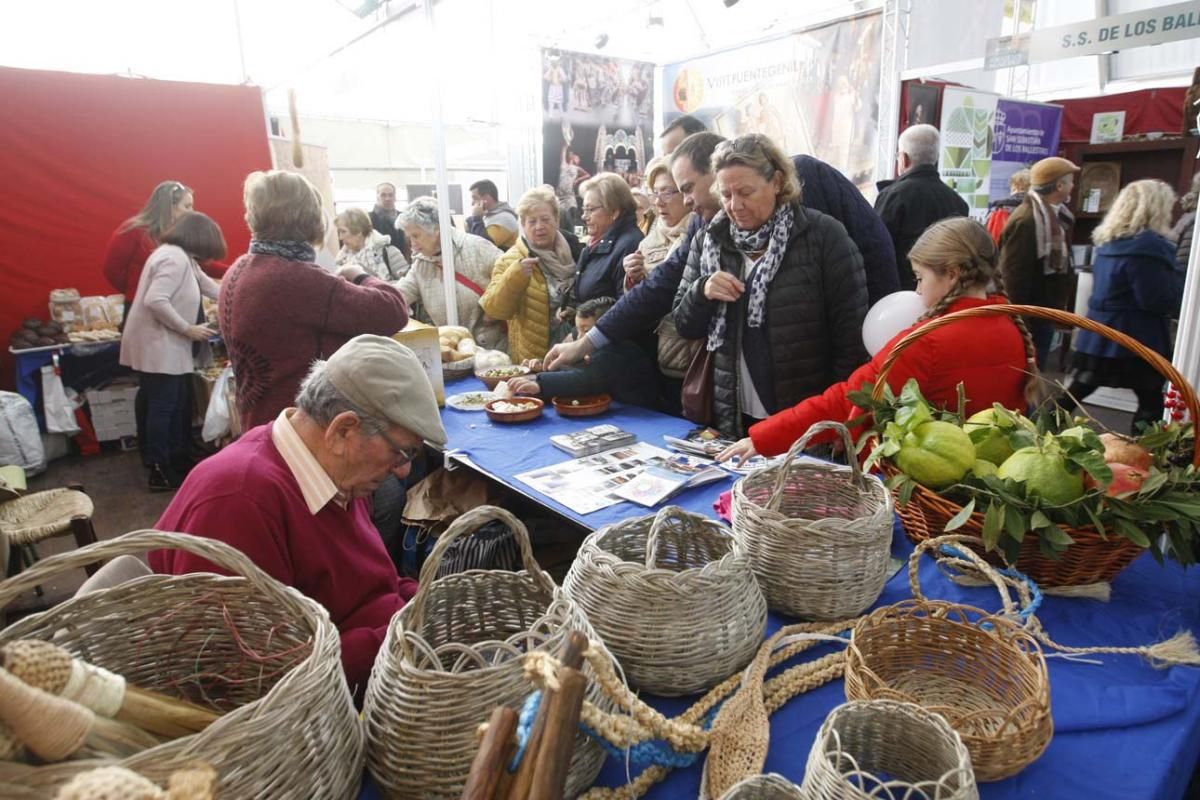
[563,505,767,695]
[717,773,803,799]
[0,530,363,799]
[362,506,607,799]
[873,303,1200,586]
[800,699,978,800]
[732,421,893,619]
[843,538,1052,782]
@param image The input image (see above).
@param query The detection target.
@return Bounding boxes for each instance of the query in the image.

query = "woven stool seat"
[0,489,94,546]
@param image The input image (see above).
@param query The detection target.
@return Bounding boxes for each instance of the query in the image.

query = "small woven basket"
[732,421,894,619]
[800,699,978,800]
[843,538,1052,782]
[0,530,363,799]
[873,303,1200,587]
[717,773,803,800]
[362,506,607,799]
[563,505,767,695]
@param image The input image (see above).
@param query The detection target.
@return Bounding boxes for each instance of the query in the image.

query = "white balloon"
[862,291,927,356]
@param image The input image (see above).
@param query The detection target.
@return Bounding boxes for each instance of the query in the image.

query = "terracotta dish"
[476,365,531,390]
[485,397,544,423]
[551,395,612,417]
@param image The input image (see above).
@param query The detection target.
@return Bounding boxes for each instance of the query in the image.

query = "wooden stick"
[507,632,589,798]
[460,706,518,800]
[527,660,588,800]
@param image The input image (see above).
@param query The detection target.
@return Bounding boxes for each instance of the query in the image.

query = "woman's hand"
[337,264,367,282]
[507,376,541,396]
[521,358,544,372]
[520,257,539,277]
[185,324,216,342]
[717,437,757,463]
[623,252,647,285]
[543,337,594,371]
[704,272,746,303]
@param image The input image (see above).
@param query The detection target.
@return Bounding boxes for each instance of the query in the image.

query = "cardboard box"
[87,384,139,407]
[393,321,445,406]
[86,382,139,441]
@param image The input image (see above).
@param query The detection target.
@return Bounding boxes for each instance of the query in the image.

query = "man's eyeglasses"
[377,428,422,467]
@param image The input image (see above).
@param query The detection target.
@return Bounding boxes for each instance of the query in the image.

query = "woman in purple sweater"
[220,171,410,431]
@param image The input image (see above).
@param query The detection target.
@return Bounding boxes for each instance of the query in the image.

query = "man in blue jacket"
[544,131,898,373]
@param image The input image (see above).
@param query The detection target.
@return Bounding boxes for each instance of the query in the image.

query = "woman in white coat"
[120,212,223,491]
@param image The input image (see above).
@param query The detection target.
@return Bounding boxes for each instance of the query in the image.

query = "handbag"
[680,344,715,426]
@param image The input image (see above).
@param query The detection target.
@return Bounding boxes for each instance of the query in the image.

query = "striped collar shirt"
[271,408,348,514]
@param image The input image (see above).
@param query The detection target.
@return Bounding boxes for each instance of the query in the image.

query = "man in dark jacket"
[544,132,896,371]
[369,182,412,262]
[874,124,969,290]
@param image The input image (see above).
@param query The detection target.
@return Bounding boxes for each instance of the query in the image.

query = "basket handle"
[406,505,551,628]
[643,505,719,568]
[871,303,1200,466]
[766,420,864,511]
[0,530,310,614]
[908,534,1020,620]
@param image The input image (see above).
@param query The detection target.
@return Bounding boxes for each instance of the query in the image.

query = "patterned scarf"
[698,203,795,351]
[249,239,316,263]
[1028,192,1068,276]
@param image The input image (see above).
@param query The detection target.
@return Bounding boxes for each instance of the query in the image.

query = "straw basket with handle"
[731,421,894,619]
[716,773,803,800]
[843,535,1053,782]
[873,303,1200,587]
[563,505,767,696]
[0,530,363,799]
[362,505,608,800]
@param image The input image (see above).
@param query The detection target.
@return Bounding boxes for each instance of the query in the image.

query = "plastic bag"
[473,348,512,371]
[0,391,46,474]
[201,365,234,443]
[41,365,80,435]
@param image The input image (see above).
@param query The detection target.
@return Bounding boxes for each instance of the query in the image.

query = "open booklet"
[610,454,727,507]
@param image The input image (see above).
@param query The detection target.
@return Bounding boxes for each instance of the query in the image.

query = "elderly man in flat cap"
[997,155,1081,368]
[150,334,446,701]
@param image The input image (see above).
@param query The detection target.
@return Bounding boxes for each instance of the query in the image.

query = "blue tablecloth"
[439,376,733,530]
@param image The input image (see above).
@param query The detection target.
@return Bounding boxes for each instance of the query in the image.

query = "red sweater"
[149,422,417,699]
[219,253,409,430]
[102,226,227,296]
[750,296,1028,456]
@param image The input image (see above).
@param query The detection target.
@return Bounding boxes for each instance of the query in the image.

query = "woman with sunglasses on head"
[102,181,228,305]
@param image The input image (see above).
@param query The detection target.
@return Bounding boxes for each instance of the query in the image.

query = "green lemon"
[963,409,1015,466]
[997,447,1085,506]
[894,420,976,489]
[971,459,998,479]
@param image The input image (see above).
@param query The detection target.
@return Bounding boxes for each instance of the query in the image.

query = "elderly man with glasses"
[150,334,446,702]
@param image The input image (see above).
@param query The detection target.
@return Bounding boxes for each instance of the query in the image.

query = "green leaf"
[1068,450,1112,485]
[1040,525,1075,548]
[1082,502,1107,537]
[944,498,976,531]
[1030,510,1053,530]
[899,378,925,408]
[982,502,1005,550]
[1137,471,1169,497]
[1111,516,1152,548]
[1004,506,1028,542]
[1137,428,1174,450]
[1009,430,1037,451]
[1000,535,1023,566]
[898,478,916,507]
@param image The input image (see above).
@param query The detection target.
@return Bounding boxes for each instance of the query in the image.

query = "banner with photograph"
[541,49,655,225]
[660,13,882,194]
[938,87,1000,220]
[991,98,1063,200]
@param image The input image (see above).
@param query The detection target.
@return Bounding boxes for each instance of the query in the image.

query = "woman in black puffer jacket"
[673,134,870,437]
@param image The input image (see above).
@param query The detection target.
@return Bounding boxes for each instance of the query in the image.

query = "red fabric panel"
[0,67,272,387]
[1052,87,1188,142]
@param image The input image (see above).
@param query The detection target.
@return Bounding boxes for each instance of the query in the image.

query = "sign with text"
[1027,2,1200,63]
[991,98,1063,200]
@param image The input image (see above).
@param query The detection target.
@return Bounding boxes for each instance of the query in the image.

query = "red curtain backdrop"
[1051,86,1188,142]
[0,67,272,387]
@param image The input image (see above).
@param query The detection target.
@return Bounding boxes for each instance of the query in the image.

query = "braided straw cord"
[800,700,977,800]
[563,506,767,695]
[732,422,893,619]
[872,303,1199,587]
[363,506,609,800]
[52,763,217,800]
[0,531,362,799]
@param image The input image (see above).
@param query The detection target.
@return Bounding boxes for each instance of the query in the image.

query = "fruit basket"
[863,304,1200,587]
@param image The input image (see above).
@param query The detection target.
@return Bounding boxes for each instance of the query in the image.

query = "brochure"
[551,424,638,457]
[662,427,736,458]
[611,454,727,507]
[515,442,673,514]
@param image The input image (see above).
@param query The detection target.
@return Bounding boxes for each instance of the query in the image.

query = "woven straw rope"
[801,699,977,800]
[563,506,767,695]
[717,773,803,799]
[362,506,609,799]
[0,488,93,545]
[0,530,363,799]
[732,421,893,619]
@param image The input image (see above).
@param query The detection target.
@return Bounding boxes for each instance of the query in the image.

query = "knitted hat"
[1030,157,1080,187]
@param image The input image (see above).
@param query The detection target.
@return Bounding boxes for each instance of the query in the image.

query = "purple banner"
[989,99,1063,202]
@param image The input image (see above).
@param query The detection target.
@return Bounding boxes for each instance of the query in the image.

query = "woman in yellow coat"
[481,187,581,363]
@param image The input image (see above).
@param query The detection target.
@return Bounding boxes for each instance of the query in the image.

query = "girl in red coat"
[718,217,1038,462]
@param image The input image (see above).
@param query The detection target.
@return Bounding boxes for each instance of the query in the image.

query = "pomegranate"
[1084,462,1149,497]
[1099,433,1152,472]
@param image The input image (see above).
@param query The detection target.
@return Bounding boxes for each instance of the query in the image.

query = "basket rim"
[579,511,750,580]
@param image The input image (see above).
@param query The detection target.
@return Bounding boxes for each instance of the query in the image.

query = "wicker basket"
[731,421,894,619]
[563,505,767,695]
[800,699,978,800]
[717,773,803,799]
[873,303,1200,587]
[0,530,363,799]
[843,537,1052,782]
[362,506,607,799]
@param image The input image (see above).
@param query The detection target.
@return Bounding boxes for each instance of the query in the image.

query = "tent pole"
[424,0,459,327]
